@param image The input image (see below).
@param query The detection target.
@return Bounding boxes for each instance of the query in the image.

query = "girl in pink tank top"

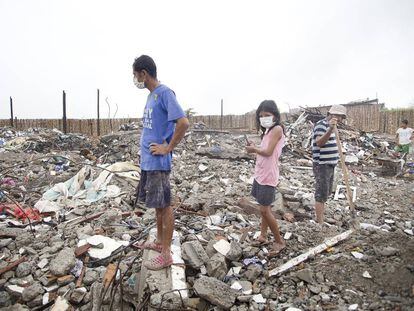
[245,100,286,256]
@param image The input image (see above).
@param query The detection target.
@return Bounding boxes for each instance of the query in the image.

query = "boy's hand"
[150,141,170,155]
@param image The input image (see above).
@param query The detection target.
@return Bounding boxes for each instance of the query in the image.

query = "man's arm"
[316,118,337,147]
[150,117,189,155]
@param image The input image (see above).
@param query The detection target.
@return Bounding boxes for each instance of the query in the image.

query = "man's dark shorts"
[251,179,276,206]
[136,170,171,208]
[313,163,335,203]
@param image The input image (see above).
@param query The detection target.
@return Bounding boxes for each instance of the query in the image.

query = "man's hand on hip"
[150,141,170,155]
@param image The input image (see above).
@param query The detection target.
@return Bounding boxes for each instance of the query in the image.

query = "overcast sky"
[1,0,413,119]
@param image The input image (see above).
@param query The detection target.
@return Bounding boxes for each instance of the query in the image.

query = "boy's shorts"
[251,179,276,206]
[313,163,335,203]
[395,144,410,154]
[136,170,171,208]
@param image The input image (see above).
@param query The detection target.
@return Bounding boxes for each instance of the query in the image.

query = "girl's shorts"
[251,179,276,206]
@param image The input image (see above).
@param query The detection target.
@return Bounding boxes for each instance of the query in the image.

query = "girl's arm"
[246,126,282,157]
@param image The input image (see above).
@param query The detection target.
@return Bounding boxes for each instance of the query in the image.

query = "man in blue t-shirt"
[132,55,189,270]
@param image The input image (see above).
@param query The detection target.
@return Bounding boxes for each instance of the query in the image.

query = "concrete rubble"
[0,117,413,310]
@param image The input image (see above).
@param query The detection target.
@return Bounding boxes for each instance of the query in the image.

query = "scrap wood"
[268,230,353,277]
[0,256,26,275]
[176,207,207,217]
[103,263,117,289]
[75,243,91,257]
[67,211,104,227]
[76,255,89,288]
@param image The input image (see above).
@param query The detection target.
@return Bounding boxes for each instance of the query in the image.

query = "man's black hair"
[402,119,408,125]
[255,100,284,138]
[133,55,157,78]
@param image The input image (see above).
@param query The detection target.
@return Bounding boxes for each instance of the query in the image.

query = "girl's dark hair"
[256,100,283,138]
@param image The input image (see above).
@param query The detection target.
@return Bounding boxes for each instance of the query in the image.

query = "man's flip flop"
[144,254,173,271]
[133,241,163,253]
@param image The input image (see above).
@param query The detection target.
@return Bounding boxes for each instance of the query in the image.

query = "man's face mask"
[133,76,145,89]
[259,116,274,128]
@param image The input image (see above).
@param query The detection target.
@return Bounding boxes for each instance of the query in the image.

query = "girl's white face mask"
[259,116,274,128]
[133,76,145,89]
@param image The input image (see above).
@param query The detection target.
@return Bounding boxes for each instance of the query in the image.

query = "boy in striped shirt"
[312,105,347,224]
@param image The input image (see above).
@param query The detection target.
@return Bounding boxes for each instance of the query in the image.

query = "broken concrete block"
[243,264,262,282]
[294,269,314,284]
[182,240,209,268]
[70,287,87,304]
[49,248,76,276]
[373,246,399,257]
[213,239,231,256]
[22,282,44,302]
[206,253,227,280]
[15,262,32,278]
[226,241,242,261]
[194,276,236,310]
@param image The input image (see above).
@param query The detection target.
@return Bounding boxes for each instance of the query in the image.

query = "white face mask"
[133,76,145,89]
[259,116,275,128]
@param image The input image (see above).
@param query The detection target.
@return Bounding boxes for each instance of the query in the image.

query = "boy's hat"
[329,105,347,118]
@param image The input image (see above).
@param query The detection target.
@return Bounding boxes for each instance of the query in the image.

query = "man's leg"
[160,206,174,259]
[155,209,163,245]
[314,163,327,223]
[315,201,325,224]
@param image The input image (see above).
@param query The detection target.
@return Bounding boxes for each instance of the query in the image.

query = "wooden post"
[62,90,67,134]
[334,127,355,212]
[220,99,223,130]
[9,97,14,127]
[97,89,100,136]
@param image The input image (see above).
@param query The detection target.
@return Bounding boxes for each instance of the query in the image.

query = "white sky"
[1,0,413,119]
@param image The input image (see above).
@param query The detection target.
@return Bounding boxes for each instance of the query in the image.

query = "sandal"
[267,242,286,258]
[144,254,173,270]
[133,241,163,253]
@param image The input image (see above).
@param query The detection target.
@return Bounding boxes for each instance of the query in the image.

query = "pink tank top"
[254,126,285,187]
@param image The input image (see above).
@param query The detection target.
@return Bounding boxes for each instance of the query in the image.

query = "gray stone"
[206,253,227,280]
[308,285,321,294]
[15,262,32,278]
[76,224,94,240]
[0,238,13,248]
[0,291,11,307]
[0,303,29,310]
[182,240,209,268]
[26,295,43,308]
[205,239,217,257]
[226,241,242,261]
[84,269,99,286]
[374,246,399,257]
[49,248,76,276]
[22,282,44,302]
[320,293,330,302]
[70,287,87,304]
[243,264,262,282]
[294,269,314,284]
[194,276,236,310]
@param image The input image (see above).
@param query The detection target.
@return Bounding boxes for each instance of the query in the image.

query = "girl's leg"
[260,205,285,254]
[259,209,269,242]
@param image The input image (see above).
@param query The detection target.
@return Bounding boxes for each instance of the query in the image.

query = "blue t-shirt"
[140,84,186,171]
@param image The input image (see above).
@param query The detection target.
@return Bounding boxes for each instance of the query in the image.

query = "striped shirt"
[312,119,338,165]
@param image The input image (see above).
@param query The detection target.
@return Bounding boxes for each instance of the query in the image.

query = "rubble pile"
[0,123,413,310]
